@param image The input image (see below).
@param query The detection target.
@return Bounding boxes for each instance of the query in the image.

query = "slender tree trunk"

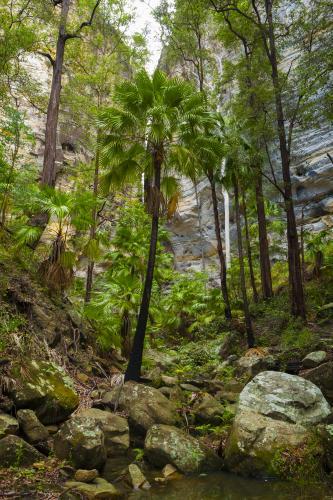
[194,180,206,272]
[265,0,306,319]
[85,133,100,303]
[234,176,254,347]
[255,171,273,299]
[125,153,162,382]
[41,0,70,187]
[120,310,131,359]
[208,174,232,320]
[242,190,259,303]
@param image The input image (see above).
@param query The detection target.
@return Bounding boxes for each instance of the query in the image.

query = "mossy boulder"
[17,409,49,444]
[0,434,44,467]
[144,424,222,473]
[192,392,225,425]
[0,412,19,438]
[224,410,310,478]
[9,360,79,424]
[102,382,179,435]
[78,408,129,456]
[63,477,123,499]
[54,416,107,470]
[301,362,333,404]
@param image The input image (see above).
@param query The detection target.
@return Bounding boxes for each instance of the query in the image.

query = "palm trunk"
[85,132,100,303]
[208,174,232,320]
[265,0,306,319]
[194,181,206,272]
[234,175,254,347]
[41,0,70,187]
[242,190,259,303]
[255,172,273,299]
[125,153,161,382]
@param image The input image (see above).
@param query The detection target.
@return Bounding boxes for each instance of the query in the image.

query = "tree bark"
[209,174,232,320]
[41,0,71,187]
[255,171,273,299]
[194,180,206,272]
[85,132,100,303]
[125,152,161,382]
[265,0,306,319]
[234,176,255,347]
[242,190,259,303]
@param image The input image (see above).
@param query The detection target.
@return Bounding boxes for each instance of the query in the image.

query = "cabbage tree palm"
[99,69,207,381]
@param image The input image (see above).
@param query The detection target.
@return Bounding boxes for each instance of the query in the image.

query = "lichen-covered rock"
[144,424,222,473]
[301,362,333,403]
[17,409,49,444]
[302,351,328,369]
[239,371,331,425]
[192,393,225,425]
[224,410,310,478]
[236,355,277,379]
[74,469,99,483]
[0,435,44,467]
[78,408,129,456]
[0,412,19,438]
[63,477,122,499]
[128,463,150,489]
[10,360,79,424]
[102,382,179,435]
[54,416,107,470]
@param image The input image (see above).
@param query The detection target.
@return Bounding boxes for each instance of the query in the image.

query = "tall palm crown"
[99,69,208,382]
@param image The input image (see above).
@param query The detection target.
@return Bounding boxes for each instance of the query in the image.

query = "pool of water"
[129,472,333,500]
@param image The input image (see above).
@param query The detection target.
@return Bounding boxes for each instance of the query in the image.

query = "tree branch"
[65,0,101,40]
[36,51,55,67]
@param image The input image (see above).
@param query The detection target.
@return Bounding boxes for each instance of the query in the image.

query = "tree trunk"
[194,180,206,272]
[85,132,100,303]
[120,310,132,359]
[265,0,306,319]
[234,176,255,347]
[209,175,232,320]
[41,0,70,187]
[242,190,259,303]
[125,153,161,382]
[255,172,273,299]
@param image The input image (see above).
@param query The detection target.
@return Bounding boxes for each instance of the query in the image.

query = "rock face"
[17,409,49,444]
[224,410,309,477]
[10,360,79,424]
[0,435,44,467]
[144,424,222,473]
[301,362,333,404]
[0,412,19,438]
[238,371,331,425]
[54,416,107,470]
[102,382,179,434]
[78,408,129,456]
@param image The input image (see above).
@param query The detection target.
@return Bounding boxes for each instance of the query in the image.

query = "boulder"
[102,382,179,435]
[238,371,331,425]
[192,393,225,425]
[63,478,122,499]
[74,469,99,483]
[0,412,19,438]
[319,424,333,471]
[144,349,177,371]
[161,375,178,387]
[302,351,328,369]
[54,416,107,470]
[9,360,79,424]
[128,463,150,489]
[17,409,49,444]
[144,424,222,473]
[0,435,44,467]
[301,362,333,403]
[236,355,277,379]
[78,408,129,456]
[224,410,310,477]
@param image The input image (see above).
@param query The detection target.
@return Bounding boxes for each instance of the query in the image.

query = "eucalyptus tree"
[99,69,208,381]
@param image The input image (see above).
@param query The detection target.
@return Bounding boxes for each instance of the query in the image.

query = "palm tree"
[99,69,207,381]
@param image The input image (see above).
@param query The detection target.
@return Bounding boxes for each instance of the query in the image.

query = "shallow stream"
[129,472,333,500]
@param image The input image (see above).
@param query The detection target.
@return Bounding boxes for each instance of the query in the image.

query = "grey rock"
[54,416,107,470]
[0,435,44,467]
[192,392,225,425]
[144,424,222,473]
[301,361,333,404]
[236,355,277,379]
[238,371,331,425]
[128,463,150,489]
[17,409,49,444]
[63,478,122,499]
[0,412,19,438]
[302,351,328,369]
